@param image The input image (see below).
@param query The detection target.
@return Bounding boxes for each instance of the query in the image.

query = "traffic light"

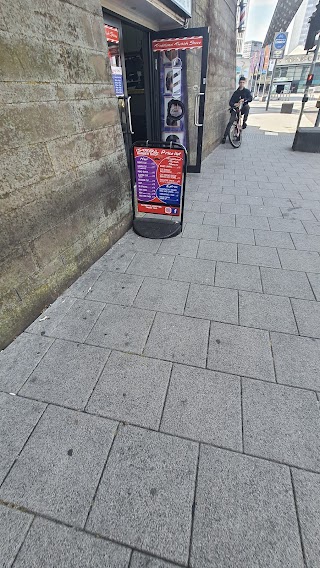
[305,2,320,51]
[306,73,314,86]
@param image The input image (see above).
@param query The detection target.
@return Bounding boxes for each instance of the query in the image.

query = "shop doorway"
[104,15,153,162]
[104,14,209,173]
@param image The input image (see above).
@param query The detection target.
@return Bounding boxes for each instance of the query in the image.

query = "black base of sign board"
[133,218,182,239]
[131,141,187,240]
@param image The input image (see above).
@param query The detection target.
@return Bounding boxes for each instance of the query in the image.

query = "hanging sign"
[152,37,203,51]
[134,146,184,216]
[105,25,119,43]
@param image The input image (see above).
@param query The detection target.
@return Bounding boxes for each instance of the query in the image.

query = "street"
[1,118,320,568]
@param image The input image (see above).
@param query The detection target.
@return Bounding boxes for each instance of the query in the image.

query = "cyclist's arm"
[244,90,253,104]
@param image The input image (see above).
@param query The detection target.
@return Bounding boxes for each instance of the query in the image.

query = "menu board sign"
[134,146,184,216]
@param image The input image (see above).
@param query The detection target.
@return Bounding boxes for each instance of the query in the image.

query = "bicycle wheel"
[228,123,242,148]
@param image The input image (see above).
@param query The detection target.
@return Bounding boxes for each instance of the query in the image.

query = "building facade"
[0,0,237,348]
[275,49,320,91]
[243,40,262,59]
[288,0,318,53]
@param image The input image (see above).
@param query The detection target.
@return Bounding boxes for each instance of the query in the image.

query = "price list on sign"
[134,147,184,216]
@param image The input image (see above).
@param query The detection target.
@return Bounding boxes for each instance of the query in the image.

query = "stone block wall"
[192,0,238,155]
[0,0,132,348]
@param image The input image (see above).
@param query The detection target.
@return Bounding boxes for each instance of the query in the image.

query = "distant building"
[263,0,304,47]
[243,40,262,59]
[288,0,318,53]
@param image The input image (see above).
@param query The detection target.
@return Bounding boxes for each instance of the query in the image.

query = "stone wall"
[0,0,132,348]
[192,0,238,156]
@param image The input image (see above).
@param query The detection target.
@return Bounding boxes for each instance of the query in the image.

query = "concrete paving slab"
[0,405,117,526]
[86,304,155,354]
[20,340,110,410]
[130,552,180,567]
[307,272,320,300]
[47,298,105,343]
[184,283,238,323]
[65,269,103,299]
[243,379,320,471]
[87,425,198,565]
[0,333,54,393]
[169,256,215,285]
[281,207,316,221]
[144,312,210,368]
[183,210,205,224]
[197,239,238,263]
[218,226,255,245]
[260,267,314,299]
[268,218,306,233]
[94,248,137,273]
[191,445,304,568]
[291,469,320,568]
[271,332,320,391]
[182,223,218,241]
[157,237,199,258]
[239,291,298,334]
[278,248,320,272]
[215,261,262,292]
[0,392,45,485]
[126,253,175,279]
[203,212,235,227]
[116,232,162,253]
[235,215,269,230]
[254,229,294,248]
[238,244,280,268]
[291,298,320,338]
[302,221,320,235]
[0,504,33,568]
[26,295,76,335]
[220,203,250,215]
[208,322,275,381]
[250,205,282,218]
[14,517,130,568]
[86,351,171,429]
[291,232,320,253]
[85,272,143,306]
[134,277,189,315]
[160,364,242,450]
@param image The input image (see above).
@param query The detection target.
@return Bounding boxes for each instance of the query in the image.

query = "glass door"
[104,16,133,162]
[151,27,209,173]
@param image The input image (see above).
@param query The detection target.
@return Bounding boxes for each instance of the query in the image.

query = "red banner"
[138,204,180,215]
[105,25,119,44]
[152,36,203,52]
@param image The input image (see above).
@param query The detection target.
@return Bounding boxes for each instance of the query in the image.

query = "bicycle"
[228,101,243,148]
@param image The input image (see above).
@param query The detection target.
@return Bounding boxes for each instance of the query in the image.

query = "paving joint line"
[0,402,48,491]
[187,443,200,567]
[289,468,308,568]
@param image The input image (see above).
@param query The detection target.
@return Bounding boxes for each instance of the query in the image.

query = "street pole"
[266,60,277,111]
[315,109,320,127]
[296,34,320,131]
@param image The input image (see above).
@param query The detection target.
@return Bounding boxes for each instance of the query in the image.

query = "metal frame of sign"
[130,140,188,239]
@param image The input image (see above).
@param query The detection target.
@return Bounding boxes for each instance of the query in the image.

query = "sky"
[245,0,279,42]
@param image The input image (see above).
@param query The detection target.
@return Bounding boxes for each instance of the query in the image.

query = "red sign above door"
[105,25,119,43]
[152,36,203,51]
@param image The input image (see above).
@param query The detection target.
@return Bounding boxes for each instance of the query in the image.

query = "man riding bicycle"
[222,76,252,144]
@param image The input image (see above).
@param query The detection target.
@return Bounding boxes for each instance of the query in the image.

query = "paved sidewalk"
[1,128,320,568]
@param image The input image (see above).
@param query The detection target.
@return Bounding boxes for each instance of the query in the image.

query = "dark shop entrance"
[104,13,209,172]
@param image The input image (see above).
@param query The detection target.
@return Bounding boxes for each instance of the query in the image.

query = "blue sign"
[274,32,287,50]
[112,74,124,97]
